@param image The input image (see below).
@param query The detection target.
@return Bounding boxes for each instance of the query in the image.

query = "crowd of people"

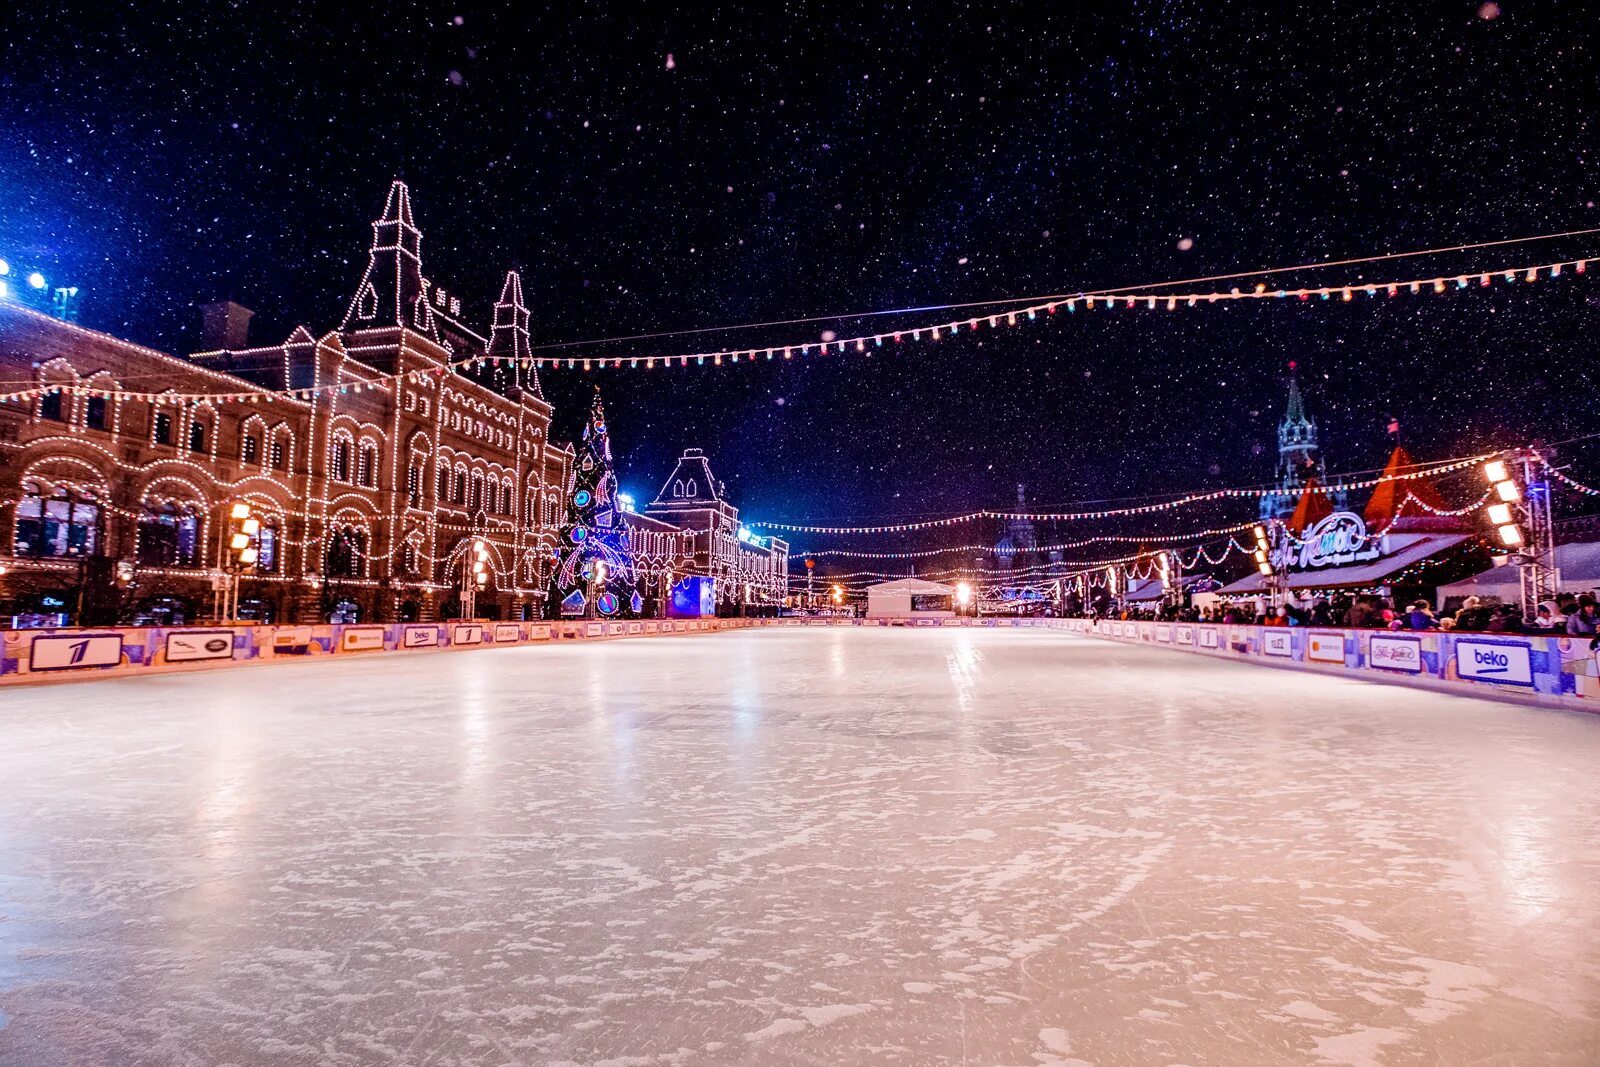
[1085,591,1600,635]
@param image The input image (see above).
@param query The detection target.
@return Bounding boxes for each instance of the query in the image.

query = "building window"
[153,411,174,445]
[400,541,420,576]
[437,466,449,502]
[270,437,287,471]
[85,395,108,430]
[38,389,65,422]
[358,444,378,488]
[13,486,99,558]
[325,528,366,578]
[189,420,207,453]
[470,473,483,511]
[331,439,351,481]
[454,470,467,505]
[241,433,260,464]
[137,505,200,567]
[257,523,279,573]
[407,463,422,507]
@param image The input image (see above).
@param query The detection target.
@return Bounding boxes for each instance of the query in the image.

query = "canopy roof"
[1364,445,1455,529]
[1436,541,1600,600]
[1287,477,1334,534]
[1217,533,1472,594]
[864,578,955,595]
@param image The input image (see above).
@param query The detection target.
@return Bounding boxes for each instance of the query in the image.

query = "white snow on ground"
[1,627,1598,1065]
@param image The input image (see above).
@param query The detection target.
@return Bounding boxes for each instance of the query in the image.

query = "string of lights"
[760,456,1488,534]
[807,485,1495,589]
[1544,466,1600,497]
[793,519,1266,560]
[0,255,1592,405]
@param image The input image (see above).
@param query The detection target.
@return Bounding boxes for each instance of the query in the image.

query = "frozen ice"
[1,627,1598,1065]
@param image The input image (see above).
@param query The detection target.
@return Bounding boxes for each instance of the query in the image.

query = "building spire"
[1278,360,1316,454]
[341,179,433,338]
[488,269,540,398]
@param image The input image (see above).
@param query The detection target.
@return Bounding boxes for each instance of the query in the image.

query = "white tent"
[865,578,957,620]
[1436,541,1600,608]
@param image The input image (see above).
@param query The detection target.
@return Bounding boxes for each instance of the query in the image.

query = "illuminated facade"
[0,181,573,625]
[643,448,790,610]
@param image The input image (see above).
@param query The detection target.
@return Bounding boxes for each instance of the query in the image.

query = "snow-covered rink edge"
[1,626,1597,1066]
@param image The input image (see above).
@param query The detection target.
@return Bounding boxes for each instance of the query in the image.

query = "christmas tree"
[548,391,642,618]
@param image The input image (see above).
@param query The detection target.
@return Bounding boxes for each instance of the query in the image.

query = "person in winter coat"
[1486,604,1524,633]
[1566,598,1599,636]
[1533,601,1565,629]
[1344,596,1377,628]
[1405,601,1439,630]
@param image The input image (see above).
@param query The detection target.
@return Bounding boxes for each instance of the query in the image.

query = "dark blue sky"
[3,1,1598,544]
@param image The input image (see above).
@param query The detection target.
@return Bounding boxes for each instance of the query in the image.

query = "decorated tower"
[1260,365,1347,521]
[548,391,643,618]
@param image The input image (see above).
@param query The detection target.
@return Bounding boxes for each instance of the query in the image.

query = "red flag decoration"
[1386,418,1401,435]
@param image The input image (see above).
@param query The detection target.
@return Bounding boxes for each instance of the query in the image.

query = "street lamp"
[218,501,260,621]
[463,538,488,618]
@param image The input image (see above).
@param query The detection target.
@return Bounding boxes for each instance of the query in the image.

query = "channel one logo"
[1368,635,1421,673]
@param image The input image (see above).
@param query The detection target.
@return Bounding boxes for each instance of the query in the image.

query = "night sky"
[4,2,1599,552]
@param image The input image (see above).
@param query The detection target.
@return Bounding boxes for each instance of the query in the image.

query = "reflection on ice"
[1,628,1598,1065]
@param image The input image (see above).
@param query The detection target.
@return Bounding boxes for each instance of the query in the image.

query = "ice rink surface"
[1,627,1598,1066]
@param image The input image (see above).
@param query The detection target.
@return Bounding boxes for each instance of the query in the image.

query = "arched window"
[437,465,450,502]
[85,394,108,431]
[241,431,260,465]
[325,527,366,578]
[357,443,378,488]
[13,482,100,559]
[407,462,422,507]
[501,482,513,515]
[153,410,175,446]
[189,420,207,453]
[270,435,288,471]
[38,388,65,422]
[673,480,684,497]
[330,438,352,481]
[454,468,467,505]
[256,522,280,573]
[138,503,201,567]
[470,472,484,511]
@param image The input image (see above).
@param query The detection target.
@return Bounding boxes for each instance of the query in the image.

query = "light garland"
[793,519,1266,559]
[1545,466,1600,497]
[1,255,1592,405]
[808,483,1494,588]
[760,456,1488,534]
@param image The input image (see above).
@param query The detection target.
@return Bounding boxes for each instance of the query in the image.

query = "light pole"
[462,538,488,619]
[1482,453,1558,619]
[219,502,260,622]
[0,259,78,319]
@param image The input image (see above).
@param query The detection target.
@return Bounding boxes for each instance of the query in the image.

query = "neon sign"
[1292,511,1382,570]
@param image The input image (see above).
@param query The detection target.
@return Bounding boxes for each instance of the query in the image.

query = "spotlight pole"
[1518,450,1559,617]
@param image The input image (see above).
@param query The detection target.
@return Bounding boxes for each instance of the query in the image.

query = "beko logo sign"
[1454,640,1533,686]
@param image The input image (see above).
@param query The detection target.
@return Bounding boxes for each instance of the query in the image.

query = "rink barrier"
[1053,617,1600,714]
[11,614,1598,711]
[0,616,763,685]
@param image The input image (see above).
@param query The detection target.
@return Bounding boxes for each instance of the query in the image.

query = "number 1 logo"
[68,639,90,665]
